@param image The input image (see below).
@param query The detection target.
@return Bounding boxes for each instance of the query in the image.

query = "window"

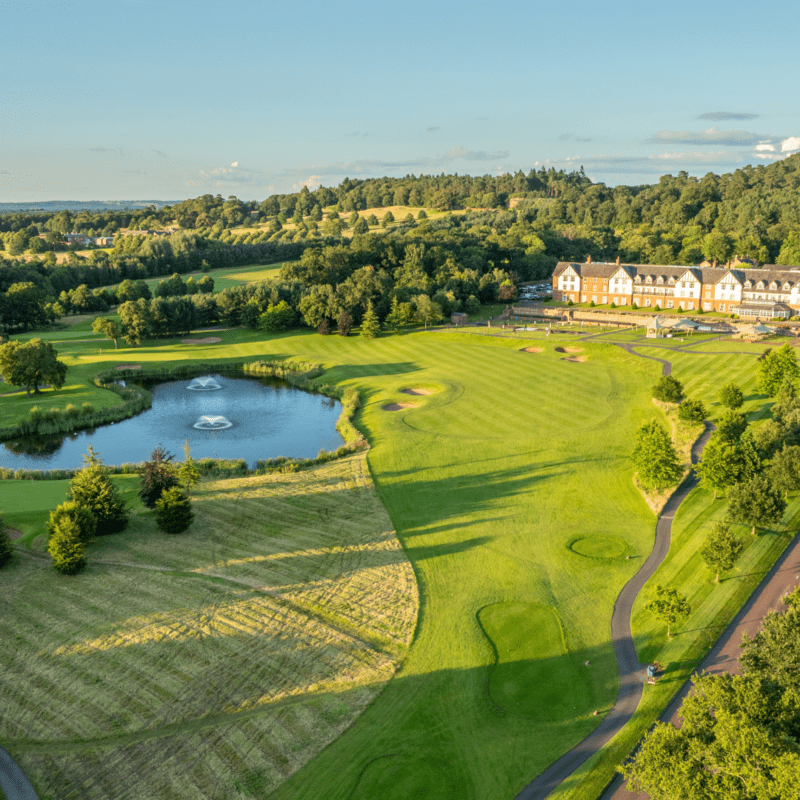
[581,295,587,302]
[602,296,607,304]
[620,298,627,305]
[720,304,725,312]
[703,302,712,310]
[688,302,694,310]
[645,299,652,307]
[667,301,674,309]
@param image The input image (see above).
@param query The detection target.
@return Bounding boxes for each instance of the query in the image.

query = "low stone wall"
[511,305,640,327]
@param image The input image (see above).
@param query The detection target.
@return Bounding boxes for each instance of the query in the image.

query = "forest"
[2,154,800,335]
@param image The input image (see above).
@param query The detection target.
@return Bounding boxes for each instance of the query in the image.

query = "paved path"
[0,746,40,800]
[599,530,800,800]
[514,340,712,800]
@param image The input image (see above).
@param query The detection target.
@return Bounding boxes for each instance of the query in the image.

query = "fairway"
[0,323,773,800]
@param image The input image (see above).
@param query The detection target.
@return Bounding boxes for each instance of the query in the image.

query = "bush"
[139,445,179,508]
[678,398,707,423]
[47,500,97,544]
[155,487,194,533]
[317,318,331,335]
[337,311,353,336]
[653,375,684,404]
[48,516,87,574]
[64,403,80,418]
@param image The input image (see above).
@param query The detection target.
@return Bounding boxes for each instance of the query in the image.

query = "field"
[0,322,788,799]
[0,454,418,800]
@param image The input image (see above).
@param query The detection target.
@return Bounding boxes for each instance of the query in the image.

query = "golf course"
[1,322,796,800]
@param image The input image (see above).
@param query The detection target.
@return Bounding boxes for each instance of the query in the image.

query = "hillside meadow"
[0,323,785,799]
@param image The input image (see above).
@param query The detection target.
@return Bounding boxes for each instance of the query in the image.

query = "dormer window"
[645,276,652,284]
[634,275,641,282]
[656,276,664,285]
[770,282,778,290]
[744,280,752,289]
[757,281,765,290]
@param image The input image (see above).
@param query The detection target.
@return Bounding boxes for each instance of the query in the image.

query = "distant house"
[451,312,468,326]
[94,236,114,246]
[64,233,94,246]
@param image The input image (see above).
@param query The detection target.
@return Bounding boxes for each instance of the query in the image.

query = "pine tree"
[69,452,128,535]
[155,487,195,534]
[178,438,201,495]
[48,516,87,574]
[360,302,380,339]
[47,501,97,544]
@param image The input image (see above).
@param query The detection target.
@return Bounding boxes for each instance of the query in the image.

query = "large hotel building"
[551,260,800,319]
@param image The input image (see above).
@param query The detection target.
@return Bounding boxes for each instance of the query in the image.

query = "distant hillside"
[0,200,182,213]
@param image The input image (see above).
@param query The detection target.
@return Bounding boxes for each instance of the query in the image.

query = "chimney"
[615,256,620,265]
[586,255,592,264]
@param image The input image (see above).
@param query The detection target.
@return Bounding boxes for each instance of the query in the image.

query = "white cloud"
[648,127,779,147]
[293,175,322,191]
[755,143,775,152]
[445,145,510,161]
[781,137,800,153]
[230,161,239,167]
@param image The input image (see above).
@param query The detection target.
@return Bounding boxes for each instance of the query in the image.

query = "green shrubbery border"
[0,358,366,480]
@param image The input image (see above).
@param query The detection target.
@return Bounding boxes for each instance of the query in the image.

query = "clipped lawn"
[0,325,779,800]
[1,454,418,800]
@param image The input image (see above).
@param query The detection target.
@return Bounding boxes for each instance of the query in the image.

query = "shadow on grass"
[4,642,628,800]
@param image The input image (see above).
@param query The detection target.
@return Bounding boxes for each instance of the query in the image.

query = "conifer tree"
[360,302,380,339]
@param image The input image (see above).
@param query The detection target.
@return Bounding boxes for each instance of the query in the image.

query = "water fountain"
[187,376,222,391]
[193,415,233,430]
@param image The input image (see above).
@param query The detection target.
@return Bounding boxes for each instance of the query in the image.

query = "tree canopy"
[632,421,682,490]
[0,338,67,396]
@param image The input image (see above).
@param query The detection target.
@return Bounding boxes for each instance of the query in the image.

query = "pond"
[0,374,345,470]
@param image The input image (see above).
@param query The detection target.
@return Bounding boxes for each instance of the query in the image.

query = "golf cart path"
[0,746,39,800]
[515,346,713,800]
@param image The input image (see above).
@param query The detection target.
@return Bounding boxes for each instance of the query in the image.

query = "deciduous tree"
[757,343,799,397]
[92,317,123,349]
[139,445,179,508]
[677,398,706,423]
[716,409,748,443]
[632,421,682,490]
[0,338,67,396]
[727,474,786,535]
[645,584,691,637]
[700,521,743,582]
[719,381,744,409]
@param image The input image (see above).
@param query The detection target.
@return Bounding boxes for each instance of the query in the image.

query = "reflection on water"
[0,374,344,470]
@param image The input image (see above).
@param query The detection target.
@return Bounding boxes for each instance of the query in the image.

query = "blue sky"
[2,0,800,202]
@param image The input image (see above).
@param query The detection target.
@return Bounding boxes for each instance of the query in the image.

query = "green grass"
[0,455,418,800]
[0,323,785,800]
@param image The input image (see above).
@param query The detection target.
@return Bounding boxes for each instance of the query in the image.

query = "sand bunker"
[6,528,22,540]
[555,346,583,353]
[520,347,543,353]
[561,356,587,362]
[115,364,142,370]
[401,388,433,396]
[383,402,419,411]
[182,337,222,345]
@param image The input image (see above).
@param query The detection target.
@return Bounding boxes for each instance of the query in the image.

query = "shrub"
[81,402,94,414]
[337,311,353,336]
[64,403,80,418]
[139,445,179,508]
[317,318,331,335]
[719,382,744,409]
[48,516,87,574]
[678,398,707,423]
[47,500,97,544]
[653,375,684,404]
[155,487,194,534]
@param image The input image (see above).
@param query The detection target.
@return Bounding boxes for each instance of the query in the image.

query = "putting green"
[478,602,594,721]
[569,535,628,559]
[350,755,457,800]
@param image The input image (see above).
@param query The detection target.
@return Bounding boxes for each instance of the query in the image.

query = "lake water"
[0,374,345,470]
